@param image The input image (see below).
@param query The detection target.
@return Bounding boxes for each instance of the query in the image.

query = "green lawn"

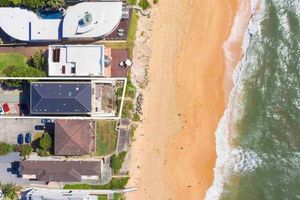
[98,195,108,200]
[114,193,123,200]
[96,120,118,156]
[0,53,46,77]
[64,177,130,190]
[0,53,28,71]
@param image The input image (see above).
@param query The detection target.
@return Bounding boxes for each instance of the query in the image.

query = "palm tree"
[1,183,20,200]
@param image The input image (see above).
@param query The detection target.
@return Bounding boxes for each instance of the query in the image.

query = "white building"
[48,45,105,77]
[0,2,122,42]
[25,189,98,200]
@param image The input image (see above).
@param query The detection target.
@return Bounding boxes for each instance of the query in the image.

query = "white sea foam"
[205,0,265,199]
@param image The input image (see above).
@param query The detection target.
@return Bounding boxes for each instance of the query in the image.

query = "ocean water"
[206,0,300,199]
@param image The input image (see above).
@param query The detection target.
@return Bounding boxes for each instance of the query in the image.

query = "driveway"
[0,118,45,144]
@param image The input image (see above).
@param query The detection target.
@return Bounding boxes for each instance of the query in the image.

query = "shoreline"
[127,0,249,199]
[205,0,261,199]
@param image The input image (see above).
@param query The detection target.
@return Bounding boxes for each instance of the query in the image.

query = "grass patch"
[0,53,27,71]
[139,0,151,10]
[0,53,46,77]
[96,120,118,156]
[122,100,134,119]
[64,177,130,190]
[98,195,108,200]
[114,193,123,200]
[0,143,15,156]
[111,152,127,175]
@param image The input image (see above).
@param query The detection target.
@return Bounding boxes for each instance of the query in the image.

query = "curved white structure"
[62,2,122,38]
[0,7,60,41]
[0,2,122,42]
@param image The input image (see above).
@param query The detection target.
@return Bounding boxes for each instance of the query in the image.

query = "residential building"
[20,160,101,182]
[0,2,122,42]
[55,120,96,156]
[48,45,106,77]
[30,82,92,115]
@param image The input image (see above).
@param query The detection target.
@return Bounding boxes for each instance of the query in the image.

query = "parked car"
[0,105,4,115]
[41,119,53,124]
[35,125,45,131]
[17,134,24,144]
[25,133,32,143]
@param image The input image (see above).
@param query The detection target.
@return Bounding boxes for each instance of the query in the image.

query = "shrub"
[139,0,151,10]
[1,183,20,200]
[31,50,44,70]
[0,143,14,156]
[132,112,140,122]
[39,133,52,151]
[122,100,134,118]
[110,152,127,175]
[153,0,159,4]
[38,149,49,157]
[19,144,32,158]
[125,73,137,99]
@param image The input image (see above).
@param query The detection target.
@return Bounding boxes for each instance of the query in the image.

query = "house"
[25,188,98,200]
[48,45,106,77]
[30,82,91,115]
[0,2,122,42]
[55,120,96,156]
[20,160,101,182]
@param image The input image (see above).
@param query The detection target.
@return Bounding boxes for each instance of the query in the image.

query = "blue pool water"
[38,11,63,19]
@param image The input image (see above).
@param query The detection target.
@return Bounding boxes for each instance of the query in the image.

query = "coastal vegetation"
[138,0,150,10]
[64,177,130,190]
[96,120,118,156]
[0,0,65,9]
[127,0,137,5]
[110,151,127,175]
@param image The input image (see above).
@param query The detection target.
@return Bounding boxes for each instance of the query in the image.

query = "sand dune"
[126,0,246,199]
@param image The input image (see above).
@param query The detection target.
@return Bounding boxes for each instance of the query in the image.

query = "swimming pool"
[38,10,63,19]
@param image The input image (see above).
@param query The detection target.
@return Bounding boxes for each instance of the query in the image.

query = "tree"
[31,50,44,70]
[1,183,20,200]
[19,144,32,159]
[46,0,65,9]
[39,133,52,151]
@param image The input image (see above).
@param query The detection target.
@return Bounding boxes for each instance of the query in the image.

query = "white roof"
[0,7,59,41]
[62,2,122,38]
[48,45,105,77]
[31,19,61,40]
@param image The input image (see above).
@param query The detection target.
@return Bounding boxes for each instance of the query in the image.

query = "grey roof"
[30,82,91,115]
[20,160,101,182]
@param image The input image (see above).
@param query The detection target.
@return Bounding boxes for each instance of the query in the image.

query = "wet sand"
[127,0,249,199]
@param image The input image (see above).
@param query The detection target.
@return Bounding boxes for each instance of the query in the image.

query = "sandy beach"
[127,0,250,199]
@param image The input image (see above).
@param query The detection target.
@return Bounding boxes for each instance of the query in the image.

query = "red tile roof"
[54,120,96,156]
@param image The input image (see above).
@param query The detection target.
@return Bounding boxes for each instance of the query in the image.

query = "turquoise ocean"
[206,0,300,199]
